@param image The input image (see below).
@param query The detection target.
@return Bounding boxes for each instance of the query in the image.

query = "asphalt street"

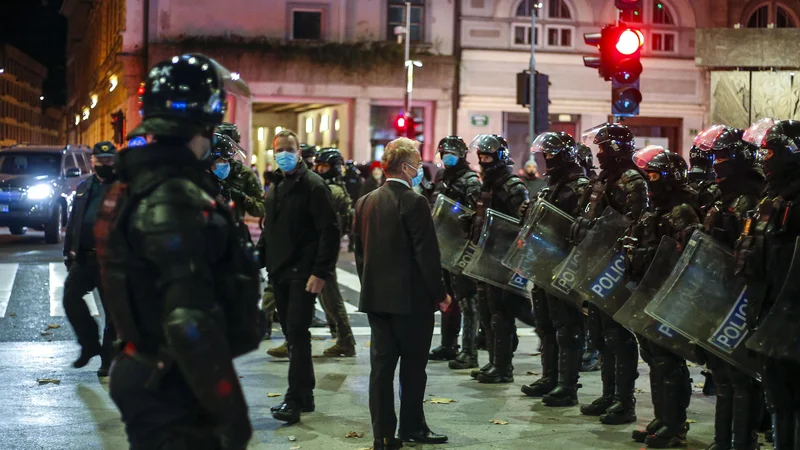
[0,227,732,449]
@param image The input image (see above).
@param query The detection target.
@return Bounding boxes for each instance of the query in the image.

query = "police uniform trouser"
[588,304,639,399]
[761,356,800,450]
[705,353,762,448]
[274,279,317,403]
[639,336,691,432]
[451,273,477,353]
[439,271,463,349]
[109,355,223,450]
[533,289,557,382]
[63,257,115,363]
[317,269,355,347]
[548,293,583,388]
[486,286,529,368]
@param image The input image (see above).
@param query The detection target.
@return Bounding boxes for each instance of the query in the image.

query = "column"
[352,96,371,162]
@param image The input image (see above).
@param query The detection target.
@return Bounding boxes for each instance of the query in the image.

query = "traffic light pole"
[403,1,411,120]
[528,5,536,145]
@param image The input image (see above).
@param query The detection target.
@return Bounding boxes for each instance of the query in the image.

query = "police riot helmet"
[530,131,578,174]
[216,122,241,143]
[576,142,595,172]
[210,132,247,162]
[688,145,715,174]
[470,134,511,174]
[586,123,635,170]
[437,136,469,159]
[316,147,345,179]
[128,54,230,140]
[633,146,688,196]
[758,120,800,181]
[694,125,756,180]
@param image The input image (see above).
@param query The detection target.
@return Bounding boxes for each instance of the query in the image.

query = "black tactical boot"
[644,359,689,446]
[701,370,716,396]
[645,423,689,448]
[600,396,637,425]
[731,370,760,450]
[472,319,495,378]
[709,373,733,450]
[633,419,663,444]
[477,315,514,384]
[429,345,459,361]
[471,361,493,379]
[450,296,479,370]
[521,334,557,397]
[542,340,580,407]
[581,348,616,416]
[430,303,461,361]
[634,355,665,442]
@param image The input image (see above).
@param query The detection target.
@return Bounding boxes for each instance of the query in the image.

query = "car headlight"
[26,184,53,200]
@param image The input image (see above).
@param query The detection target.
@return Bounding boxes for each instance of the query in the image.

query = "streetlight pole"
[403,1,411,119]
[528,2,537,145]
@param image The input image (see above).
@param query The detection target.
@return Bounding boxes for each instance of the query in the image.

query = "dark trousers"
[274,280,316,402]
[706,353,762,447]
[109,355,223,450]
[587,304,639,398]
[63,258,115,364]
[639,337,691,430]
[317,270,355,347]
[367,311,435,440]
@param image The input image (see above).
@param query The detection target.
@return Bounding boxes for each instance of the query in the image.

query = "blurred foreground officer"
[95,54,262,449]
[261,130,340,424]
[314,147,357,357]
[353,138,452,450]
[63,141,118,376]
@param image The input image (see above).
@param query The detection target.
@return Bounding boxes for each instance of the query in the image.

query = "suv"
[0,145,92,244]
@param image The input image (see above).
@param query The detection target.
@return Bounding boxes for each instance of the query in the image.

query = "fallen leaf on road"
[634,388,645,394]
[526,371,539,376]
[694,383,705,388]
[8,313,15,317]
[687,362,696,367]
[46,324,60,329]
[530,351,541,356]
[288,435,297,442]
[686,419,697,424]
[267,393,282,397]
[311,336,326,341]
[345,431,365,438]
[36,378,60,385]
[290,446,300,450]
[365,341,371,347]
[430,398,456,404]
[490,419,509,425]
[40,332,52,336]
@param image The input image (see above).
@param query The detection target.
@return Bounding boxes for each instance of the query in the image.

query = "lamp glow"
[320,114,329,132]
[27,184,53,200]
[258,127,265,142]
[82,107,90,121]
[109,75,118,92]
[616,30,642,55]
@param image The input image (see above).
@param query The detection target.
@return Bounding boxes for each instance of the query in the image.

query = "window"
[747,5,769,27]
[746,3,797,28]
[546,26,573,47]
[516,0,541,17]
[387,0,424,42]
[547,0,571,19]
[74,152,90,174]
[777,6,796,27]
[652,1,674,24]
[292,10,323,40]
[512,24,540,46]
[651,31,677,52]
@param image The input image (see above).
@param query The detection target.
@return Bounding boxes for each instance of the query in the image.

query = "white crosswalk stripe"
[0,263,18,318]
[48,263,99,317]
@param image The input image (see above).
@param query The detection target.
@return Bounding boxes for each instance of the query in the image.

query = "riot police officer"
[95,54,260,449]
[519,132,590,407]
[427,136,482,368]
[575,143,600,373]
[575,123,647,425]
[624,146,700,448]
[313,147,357,357]
[343,160,363,251]
[698,126,765,450]
[467,134,531,384]
[210,131,265,224]
[62,141,118,376]
[735,120,800,449]
[301,144,317,170]
[577,142,598,179]
[688,144,721,213]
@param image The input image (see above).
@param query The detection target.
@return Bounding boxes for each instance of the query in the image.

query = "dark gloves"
[458,213,475,239]
[518,199,532,221]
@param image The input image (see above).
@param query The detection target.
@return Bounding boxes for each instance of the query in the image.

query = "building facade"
[0,45,63,147]
[62,0,457,172]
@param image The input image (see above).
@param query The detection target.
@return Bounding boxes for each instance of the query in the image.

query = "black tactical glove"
[458,213,475,239]
[569,217,593,244]
[518,199,532,221]
[733,235,761,278]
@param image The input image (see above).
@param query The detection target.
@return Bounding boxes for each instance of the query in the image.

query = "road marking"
[307,327,537,337]
[49,264,99,317]
[0,264,19,317]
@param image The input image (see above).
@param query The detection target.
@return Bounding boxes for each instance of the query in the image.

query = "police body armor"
[433,164,481,209]
[689,178,721,215]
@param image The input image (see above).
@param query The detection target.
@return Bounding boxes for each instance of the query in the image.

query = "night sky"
[0,0,67,107]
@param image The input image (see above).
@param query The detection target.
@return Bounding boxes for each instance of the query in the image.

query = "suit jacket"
[353,180,446,315]
[261,163,340,282]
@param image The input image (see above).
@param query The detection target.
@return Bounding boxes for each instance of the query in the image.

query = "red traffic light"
[397,116,406,129]
[615,29,644,55]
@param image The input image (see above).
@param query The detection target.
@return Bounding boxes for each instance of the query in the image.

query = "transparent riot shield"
[463,209,532,299]
[614,237,704,364]
[431,195,474,274]
[548,207,632,306]
[746,237,800,364]
[501,198,575,290]
[644,230,761,378]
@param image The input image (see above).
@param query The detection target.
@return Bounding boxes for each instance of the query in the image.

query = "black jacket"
[353,180,446,315]
[260,163,340,282]
[64,174,111,258]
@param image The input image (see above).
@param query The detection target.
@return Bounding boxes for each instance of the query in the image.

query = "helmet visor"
[212,132,247,162]
[693,125,727,151]
[743,118,777,147]
[633,145,666,170]
[531,132,570,156]
[469,134,506,154]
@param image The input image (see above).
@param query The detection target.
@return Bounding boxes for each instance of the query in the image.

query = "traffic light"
[110,110,125,144]
[583,25,617,80]
[615,0,643,21]
[394,113,417,138]
[515,71,550,134]
[609,27,644,116]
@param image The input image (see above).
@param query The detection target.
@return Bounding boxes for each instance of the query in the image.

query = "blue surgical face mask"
[275,151,298,173]
[212,162,230,179]
[410,165,424,187]
[442,154,460,167]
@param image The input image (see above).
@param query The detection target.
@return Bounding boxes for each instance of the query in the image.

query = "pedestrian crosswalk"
[0,263,101,319]
[0,263,18,318]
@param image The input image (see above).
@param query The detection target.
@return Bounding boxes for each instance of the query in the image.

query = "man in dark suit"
[353,137,452,450]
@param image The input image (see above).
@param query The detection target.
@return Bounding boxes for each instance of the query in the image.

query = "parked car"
[0,144,92,244]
